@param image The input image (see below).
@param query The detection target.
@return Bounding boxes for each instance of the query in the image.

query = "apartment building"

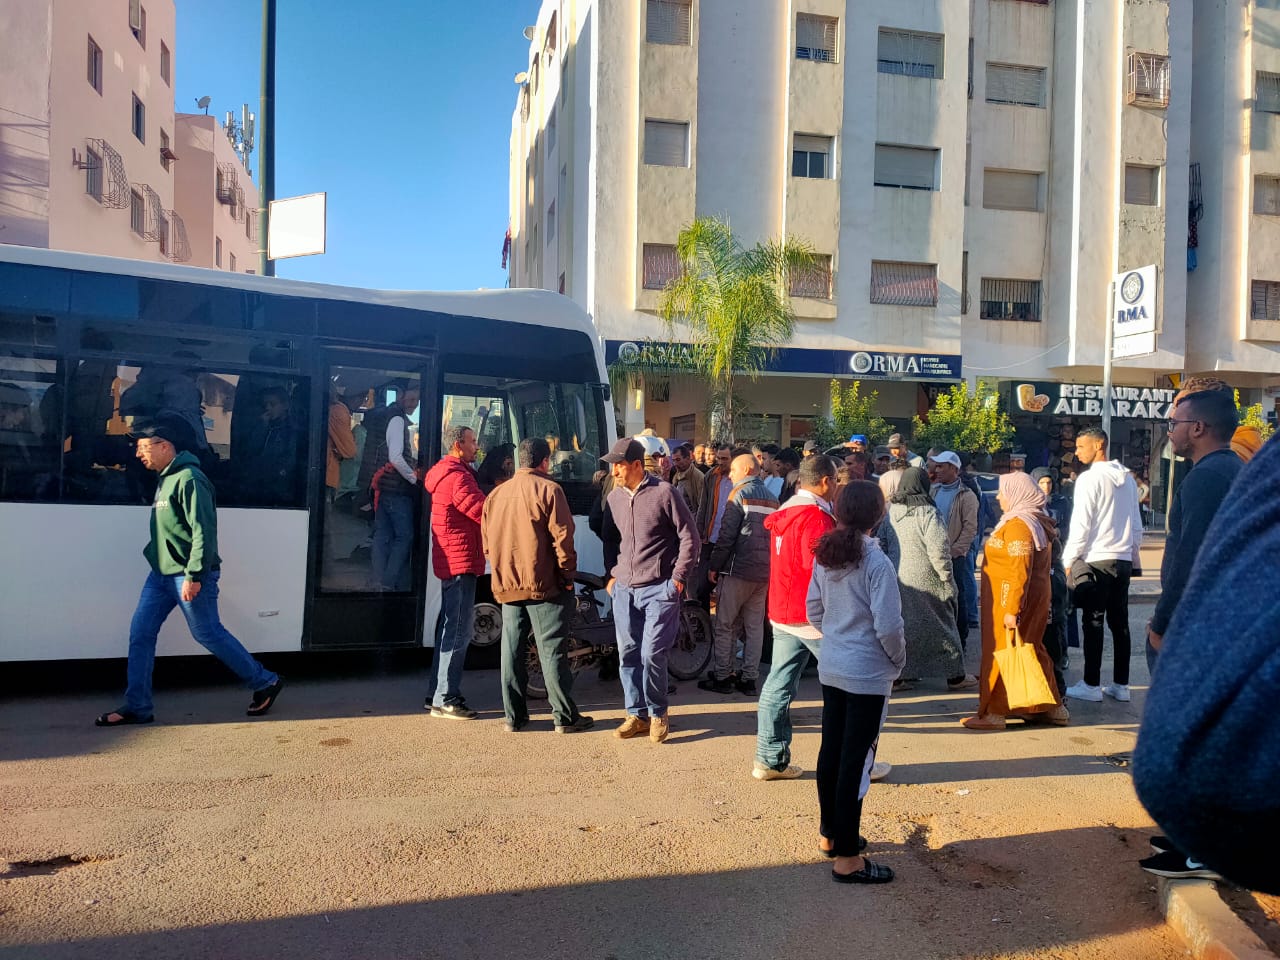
[0,0,257,272]
[509,0,1280,484]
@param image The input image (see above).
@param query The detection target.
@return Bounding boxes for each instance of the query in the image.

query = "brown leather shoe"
[614,716,651,739]
[650,715,670,743]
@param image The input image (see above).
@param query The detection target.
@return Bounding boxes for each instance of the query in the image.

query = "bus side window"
[0,356,60,502]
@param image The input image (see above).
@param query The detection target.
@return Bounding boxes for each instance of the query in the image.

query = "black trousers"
[816,686,886,858]
[1071,559,1132,687]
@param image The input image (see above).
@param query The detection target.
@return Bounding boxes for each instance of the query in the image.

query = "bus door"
[304,348,436,649]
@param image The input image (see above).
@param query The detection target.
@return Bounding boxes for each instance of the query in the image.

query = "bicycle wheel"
[668,602,714,680]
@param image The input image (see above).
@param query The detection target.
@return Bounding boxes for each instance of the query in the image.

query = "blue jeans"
[963,541,980,626]
[427,573,476,707]
[756,624,820,770]
[613,581,681,718]
[372,492,414,591]
[124,570,277,717]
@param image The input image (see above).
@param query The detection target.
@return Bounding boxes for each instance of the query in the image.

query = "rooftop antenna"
[195,96,211,115]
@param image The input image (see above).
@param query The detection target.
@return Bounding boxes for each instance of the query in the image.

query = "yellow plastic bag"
[993,628,1057,711]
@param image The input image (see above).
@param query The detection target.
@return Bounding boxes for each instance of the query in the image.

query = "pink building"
[0,0,257,271]
[174,113,260,273]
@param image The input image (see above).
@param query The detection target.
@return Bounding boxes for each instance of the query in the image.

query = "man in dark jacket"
[1132,432,1278,893]
[483,438,592,735]
[96,414,282,726]
[422,425,485,720]
[699,453,778,695]
[368,388,420,592]
[604,439,700,743]
[692,442,734,601]
[1136,388,1243,880]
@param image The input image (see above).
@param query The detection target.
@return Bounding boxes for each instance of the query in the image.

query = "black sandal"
[95,710,154,727]
[819,835,868,858]
[246,678,284,717]
[832,858,895,884]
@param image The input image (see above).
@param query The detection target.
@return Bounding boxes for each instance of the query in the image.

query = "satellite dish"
[514,72,528,84]
[195,96,211,114]
[523,25,536,40]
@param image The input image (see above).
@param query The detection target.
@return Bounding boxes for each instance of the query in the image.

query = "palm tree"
[658,217,814,442]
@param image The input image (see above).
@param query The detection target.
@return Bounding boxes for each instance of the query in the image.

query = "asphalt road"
[0,606,1180,960]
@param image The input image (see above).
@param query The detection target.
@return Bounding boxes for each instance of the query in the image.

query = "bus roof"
[0,244,599,342]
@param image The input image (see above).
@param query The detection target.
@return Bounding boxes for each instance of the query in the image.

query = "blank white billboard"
[267,192,326,260]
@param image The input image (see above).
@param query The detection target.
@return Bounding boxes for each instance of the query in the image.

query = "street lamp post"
[259,0,276,277]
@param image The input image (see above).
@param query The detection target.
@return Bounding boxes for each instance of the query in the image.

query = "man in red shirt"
[753,454,837,780]
[422,425,486,720]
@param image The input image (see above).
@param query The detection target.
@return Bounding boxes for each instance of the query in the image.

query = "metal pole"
[1101,280,1115,440]
[259,0,276,277]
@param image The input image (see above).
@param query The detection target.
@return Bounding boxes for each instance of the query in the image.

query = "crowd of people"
[92,373,1275,892]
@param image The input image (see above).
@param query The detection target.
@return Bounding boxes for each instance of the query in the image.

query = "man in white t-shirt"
[1061,427,1144,704]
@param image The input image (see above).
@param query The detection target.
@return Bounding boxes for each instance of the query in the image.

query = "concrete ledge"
[1160,879,1276,960]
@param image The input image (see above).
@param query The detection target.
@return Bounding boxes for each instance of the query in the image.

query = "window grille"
[792,135,833,179]
[647,0,692,45]
[877,29,942,78]
[797,15,839,63]
[789,255,833,299]
[1258,72,1280,114]
[167,210,190,262]
[85,138,130,208]
[134,183,163,241]
[873,145,937,190]
[157,211,169,257]
[130,190,145,235]
[984,169,1041,211]
[1252,280,1280,320]
[1255,176,1280,216]
[1127,53,1170,107]
[644,120,689,167]
[1124,165,1160,206]
[980,279,1042,321]
[642,244,680,289]
[870,261,937,306]
[85,145,103,201]
[986,63,1045,107]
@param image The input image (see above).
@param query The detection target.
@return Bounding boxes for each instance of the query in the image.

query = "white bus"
[0,246,615,665]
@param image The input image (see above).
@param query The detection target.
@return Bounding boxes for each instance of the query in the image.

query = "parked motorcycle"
[527,572,714,698]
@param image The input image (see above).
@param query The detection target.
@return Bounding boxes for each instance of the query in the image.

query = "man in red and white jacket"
[422,425,486,720]
[753,454,838,781]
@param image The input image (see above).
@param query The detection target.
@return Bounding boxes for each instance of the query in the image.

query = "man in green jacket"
[96,414,283,726]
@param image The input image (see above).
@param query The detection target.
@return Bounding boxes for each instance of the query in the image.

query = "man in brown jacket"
[482,437,593,734]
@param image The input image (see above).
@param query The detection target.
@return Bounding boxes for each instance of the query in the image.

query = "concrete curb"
[1160,878,1276,960]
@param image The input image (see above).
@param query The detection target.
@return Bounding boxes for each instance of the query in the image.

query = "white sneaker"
[1103,683,1131,702]
[752,761,802,781]
[1065,681,1104,702]
[870,761,892,782]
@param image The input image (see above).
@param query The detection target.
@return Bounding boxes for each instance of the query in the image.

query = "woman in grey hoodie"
[807,480,906,884]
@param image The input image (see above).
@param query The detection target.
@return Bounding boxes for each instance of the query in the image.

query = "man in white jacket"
[1061,427,1144,703]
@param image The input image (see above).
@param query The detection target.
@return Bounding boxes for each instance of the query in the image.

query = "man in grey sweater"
[700,453,778,696]
[603,439,700,744]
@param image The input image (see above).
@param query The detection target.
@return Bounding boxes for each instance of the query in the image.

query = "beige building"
[509,0,1280,466]
[0,0,256,272]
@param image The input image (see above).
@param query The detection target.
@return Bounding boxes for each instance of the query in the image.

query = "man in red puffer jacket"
[422,425,486,720]
[752,454,838,781]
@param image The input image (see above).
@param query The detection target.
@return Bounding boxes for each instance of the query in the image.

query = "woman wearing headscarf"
[963,472,1068,730]
[883,468,974,691]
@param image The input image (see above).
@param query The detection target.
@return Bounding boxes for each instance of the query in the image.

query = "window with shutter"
[983,170,1041,211]
[644,120,689,167]
[796,14,839,63]
[789,255,833,299]
[980,279,1041,321]
[1252,281,1280,320]
[87,36,103,93]
[130,190,145,234]
[1255,176,1280,216]
[986,63,1045,107]
[647,0,692,45]
[873,145,938,190]
[643,244,681,289]
[877,29,943,79]
[1123,165,1160,206]
[792,135,833,179]
[1257,72,1280,114]
[870,262,937,306]
[85,145,103,201]
[547,201,556,243]
[1127,53,1170,107]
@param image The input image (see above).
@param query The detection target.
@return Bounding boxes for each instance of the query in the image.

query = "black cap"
[887,433,905,447]
[129,413,197,452]
[601,438,645,464]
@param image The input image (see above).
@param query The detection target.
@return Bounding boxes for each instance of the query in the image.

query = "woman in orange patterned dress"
[963,471,1069,730]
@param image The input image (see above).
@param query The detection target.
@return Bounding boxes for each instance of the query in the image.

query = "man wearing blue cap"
[844,435,869,452]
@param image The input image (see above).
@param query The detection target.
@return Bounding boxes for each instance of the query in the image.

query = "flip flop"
[246,678,284,717]
[95,710,154,727]
[832,859,895,884]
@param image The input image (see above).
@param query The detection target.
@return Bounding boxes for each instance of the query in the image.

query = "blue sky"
[175,0,534,291]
